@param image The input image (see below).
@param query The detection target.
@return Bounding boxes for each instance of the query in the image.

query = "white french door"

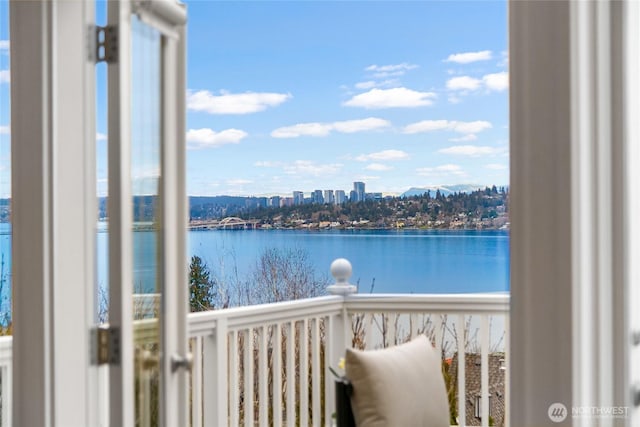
[107,1,188,426]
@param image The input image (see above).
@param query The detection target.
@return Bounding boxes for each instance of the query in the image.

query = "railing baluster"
[434,315,444,356]
[364,313,373,350]
[410,313,418,340]
[311,318,321,427]
[481,315,490,427]
[457,314,466,427]
[259,326,268,427]
[229,330,239,427]
[387,313,396,347]
[3,362,12,427]
[299,318,309,427]
[325,315,338,424]
[286,321,295,427]
[192,337,203,427]
[273,323,283,427]
[244,329,254,427]
[207,319,228,427]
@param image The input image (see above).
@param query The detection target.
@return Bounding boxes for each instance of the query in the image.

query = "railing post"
[326,259,357,425]
[204,318,228,427]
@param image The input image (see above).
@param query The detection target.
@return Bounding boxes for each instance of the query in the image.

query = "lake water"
[0,224,509,309]
[190,229,509,294]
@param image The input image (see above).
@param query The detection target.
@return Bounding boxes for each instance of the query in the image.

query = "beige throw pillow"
[345,335,450,427]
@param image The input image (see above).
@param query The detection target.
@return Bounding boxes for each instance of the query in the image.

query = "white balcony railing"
[188,259,510,427]
[0,260,510,427]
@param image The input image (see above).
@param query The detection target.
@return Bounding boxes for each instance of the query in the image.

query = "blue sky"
[0,0,508,198]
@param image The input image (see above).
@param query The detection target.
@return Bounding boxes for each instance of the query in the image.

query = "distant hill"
[401,184,504,198]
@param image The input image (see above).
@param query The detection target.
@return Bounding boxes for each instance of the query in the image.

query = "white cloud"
[271,123,333,138]
[416,164,466,178]
[333,118,391,133]
[438,145,506,156]
[0,70,9,84]
[186,128,248,149]
[365,63,418,78]
[271,117,390,138]
[283,160,343,177]
[96,132,107,141]
[254,161,283,168]
[404,120,450,133]
[355,79,400,90]
[356,149,410,162]
[451,121,492,134]
[0,40,9,51]
[447,72,509,94]
[483,72,509,91]
[446,76,482,91]
[445,50,492,64]
[485,163,508,170]
[365,163,393,171]
[0,126,9,135]
[344,87,436,109]
[355,81,377,90]
[403,120,492,136]
[187,90,292,115]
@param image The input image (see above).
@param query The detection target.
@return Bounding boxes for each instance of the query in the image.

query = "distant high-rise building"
[269,196,281,208]
[313,190,324,204]
[282,197,294,207]
[335,190,346,204]
[353,181,365,202]
[256,197,268,208]
[293,191,304,205]
[350,190,358,202]
[324,190,334,204]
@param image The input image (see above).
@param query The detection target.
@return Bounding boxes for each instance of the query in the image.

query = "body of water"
[0,224,510,309]
[190,229,509,294]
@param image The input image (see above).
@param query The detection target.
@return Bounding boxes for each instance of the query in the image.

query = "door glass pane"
[131,15,162,427]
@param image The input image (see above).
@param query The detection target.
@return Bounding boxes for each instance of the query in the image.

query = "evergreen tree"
[189,255,215,312]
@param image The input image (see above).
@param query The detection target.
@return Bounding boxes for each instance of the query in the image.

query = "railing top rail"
[344,292,510,314]
[188,295,344,337]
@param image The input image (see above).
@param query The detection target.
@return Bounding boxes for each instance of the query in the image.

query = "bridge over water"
[189,216,260,230]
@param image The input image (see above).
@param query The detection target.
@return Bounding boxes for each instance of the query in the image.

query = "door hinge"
[95,25,118,64]
[91,325,121,365]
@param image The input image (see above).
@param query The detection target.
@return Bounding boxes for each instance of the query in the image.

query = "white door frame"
[510,1,634,425]
[10,1,98,426]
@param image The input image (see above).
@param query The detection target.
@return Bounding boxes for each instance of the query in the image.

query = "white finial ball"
[330,258,352,283]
